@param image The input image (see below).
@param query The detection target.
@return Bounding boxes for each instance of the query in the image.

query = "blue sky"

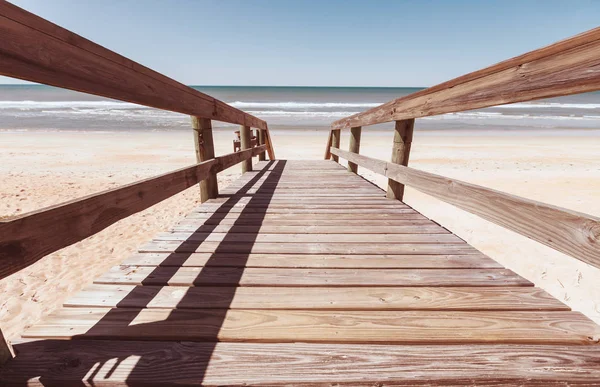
[2,0,599,87]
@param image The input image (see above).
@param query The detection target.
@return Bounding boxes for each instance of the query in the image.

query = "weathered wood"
[387,119,414,200]
[22,309,599,344]
[257,129,266,161]
[191,116,218,202]
[347,126,362,173]
[4,341,600,385]
[139,241,482,255]
[263,125,276,160]
[330,129,341,162]
[239,125,252,173]
[121,252,502,268]
[170,224,449,234]
[0,146,266,280]
[152,231,463,244]
[330,148,600,269]
[0,328,11,365]
[0,3,266,129]
[324,130,333,160]
[66,284,567,311]
[95,266,530,287]
[332,27,600,129]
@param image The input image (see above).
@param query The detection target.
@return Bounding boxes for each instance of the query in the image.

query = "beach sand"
[1,128,599,342]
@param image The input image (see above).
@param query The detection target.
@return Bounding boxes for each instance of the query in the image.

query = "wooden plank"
[21,309,599,344]
[0,2,266,129]
[331,147,600,269]
[331,129,341,162]
[192,207,418,214]
[94,266,530,287]
[121,252,502,268]
[347,126,362,173]
[240,125,252,173]
[191,117,218,202]
[4,341,600,385]
[331,27,600,129]
[184,212,428,221]
[139,241,479,255]
[0,146,266,280]
[169,224,449,234]
[197,202,412,209]
[262,124,276,160]
[152,231,463,244]
[257,129,266,161]
[324,130,333,159]
[387,119,414,200]
[65,284,568,311]
[176,217,431,226]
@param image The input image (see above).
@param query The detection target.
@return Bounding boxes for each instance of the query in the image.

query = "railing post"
[0,327,12,365]
[331,129,341,162]
[387,119,414,200]
[240,125,252,173]
[347,126,362,173]
[258,129,266,161]
[191,116,218,202]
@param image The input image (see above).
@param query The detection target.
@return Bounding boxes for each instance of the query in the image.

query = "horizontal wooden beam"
[332,27,600,129]
[0,145,266,280]
[0,2,266,129]
[330,147,600,269]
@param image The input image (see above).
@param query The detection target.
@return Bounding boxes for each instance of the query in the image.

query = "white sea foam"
[0,100,141,109]
[497,102,600,109]
[229,101,381,109]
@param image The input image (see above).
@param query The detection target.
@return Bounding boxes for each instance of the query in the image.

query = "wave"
[498,102,600,109]
[230,101,381,109]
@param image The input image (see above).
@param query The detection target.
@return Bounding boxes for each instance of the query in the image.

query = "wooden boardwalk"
[2,160,600,385]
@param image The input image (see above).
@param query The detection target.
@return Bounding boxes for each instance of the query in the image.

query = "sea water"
[1,84,600,132]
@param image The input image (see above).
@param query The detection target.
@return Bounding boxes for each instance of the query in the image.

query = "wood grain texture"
[240,125,252,173]
[152,231,462,244]
[0,146,266,280]
[21,308,599,344]
[65,284,567,311]
[139,241,480,255]
[331,129,341,162]
[332,27,600,129]
[4,341,600,385]
[170,223,449,234]
[0,2,266,129]
[191,116,218,202]
[330,147,600,269]
[94,266,531,287]
[387,119,414,200]
[257,128,266,161]
[121,252,501,268]
[347,126,362,173]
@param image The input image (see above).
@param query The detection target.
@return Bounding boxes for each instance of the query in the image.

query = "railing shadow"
[3,159,285,385]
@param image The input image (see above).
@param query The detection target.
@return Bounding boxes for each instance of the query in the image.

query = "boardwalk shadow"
[2,160,285,385]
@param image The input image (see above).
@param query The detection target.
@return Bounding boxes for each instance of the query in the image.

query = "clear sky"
[2,0,599,87]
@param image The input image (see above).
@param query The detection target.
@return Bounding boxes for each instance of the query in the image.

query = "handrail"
[0,2,266,130]
[0,145,267,280]
[331,27,600,130]
[330,147,600,270]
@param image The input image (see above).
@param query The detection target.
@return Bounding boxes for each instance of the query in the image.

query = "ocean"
[1,84,600,132]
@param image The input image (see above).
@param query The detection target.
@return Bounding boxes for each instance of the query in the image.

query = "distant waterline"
[1,85,600,131]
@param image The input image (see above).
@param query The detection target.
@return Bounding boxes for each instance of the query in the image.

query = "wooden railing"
[0,2,275,280]
[326,27,600,270]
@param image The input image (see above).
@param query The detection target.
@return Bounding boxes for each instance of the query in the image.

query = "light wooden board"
[184,212,428,221]
[152,232,462,244]
[170,223,449,234]
[21,308,600,344]
[121,252,501,268]
[94,266,531,287]
[176,218,433,226]
[3,341,600,385]
[139,241,479,254]
[65,284,568,311]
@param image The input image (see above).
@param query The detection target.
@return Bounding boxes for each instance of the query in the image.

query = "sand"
[1,128,599,342]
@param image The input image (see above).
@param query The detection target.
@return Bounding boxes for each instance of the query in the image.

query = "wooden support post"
[258,129,266,161]
[240,125,252,173]
[347,126,362,173]
[0,327,12,365]
[387,119,415,200]
[331,129,341,162]
[324,131,333,160]
[191,116,218,202]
